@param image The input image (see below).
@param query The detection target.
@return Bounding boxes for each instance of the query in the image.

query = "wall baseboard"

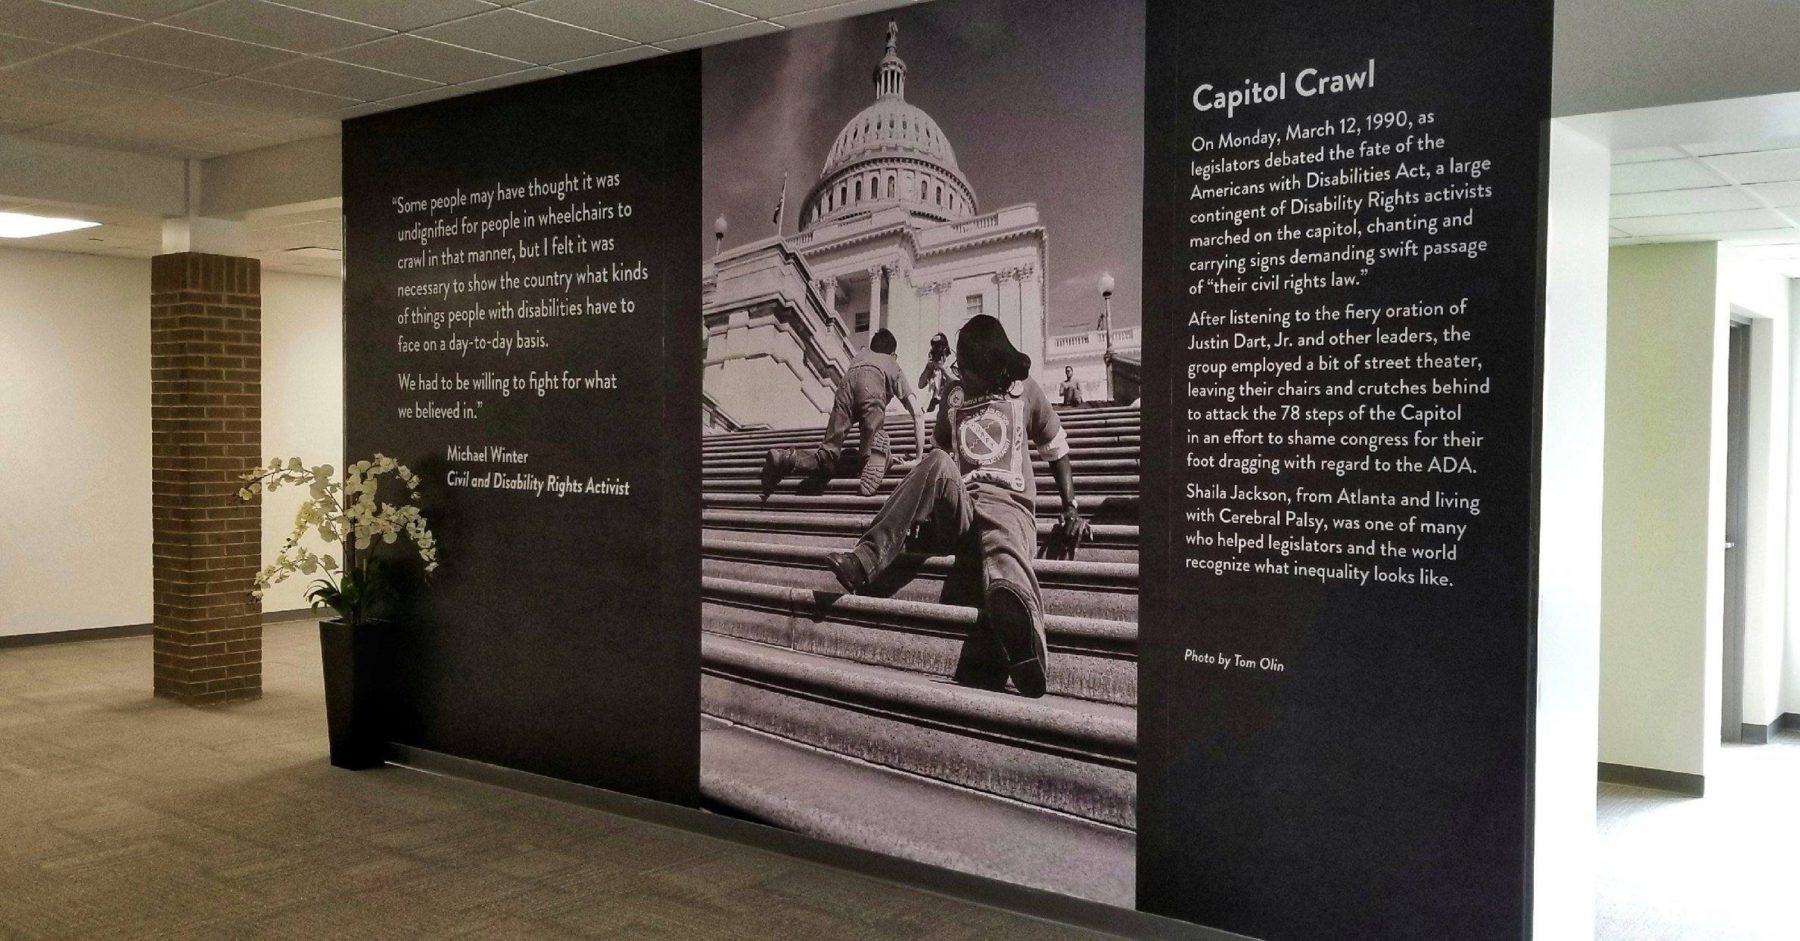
[1743,723,1772,745]
[0,609,320,651]
[0,621,153,650]
[1598,762,1705,797]
[1778,713,1800,734]
[386,744,1248,941]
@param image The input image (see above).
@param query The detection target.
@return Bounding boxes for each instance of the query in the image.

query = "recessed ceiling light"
[0,211,100,239]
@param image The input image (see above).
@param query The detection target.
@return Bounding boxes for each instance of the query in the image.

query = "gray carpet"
[0,621,1111,939]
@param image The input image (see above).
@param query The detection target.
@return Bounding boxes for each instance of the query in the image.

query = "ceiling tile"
[173,76,357,115]
[516,0,750,43]
[1748,181,1800,208]
[1631,229,1795,244]
[774,0,919,27]
[456,66,562,93]
[238,114,340,141]
[0,0,138,44]
[17,47,222,91]
[166,0,389,53]
[91,24,299,75]
[1616,208,1790,238]
[273,0,499,32]
[0,71,158,110]
[51,109,210,143]
[183,128,282,153]
[1611,159,1724,195]
[658,20,781,52]
[367,83,469,110]
[555,44,663,73]
[251,57,439,100]
[419,9,632,64]
[714,0,852,15]
[328,34,526,84]
[1687,135,1800,157]
[126,94,273,130]
[1610,186,1761,219]
[1700,148,1800,186]
[51,0,212,17]
[0,32,57,66]
[330,100,390,119]
[0,95,67,126]
[13,124,212,159]
[1610,146,1687,165]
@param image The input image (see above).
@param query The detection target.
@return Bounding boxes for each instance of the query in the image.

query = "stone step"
[702,510,1140,552]
[701,538,1138,623]
[709,407,1142,445]
[703,425,1142,458]
[703,447,1142,473]
[700,634,1136,828]
[701,573,1136,705]
[708,474,1143,497]
[700,723,1135,908]
[702,527,1140,566]
[704,491,1140,522]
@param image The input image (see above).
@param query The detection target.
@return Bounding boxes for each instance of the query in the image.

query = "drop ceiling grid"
[0,0,923,160]
[1610,142,1800,253]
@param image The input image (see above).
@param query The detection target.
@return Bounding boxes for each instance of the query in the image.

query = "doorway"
[1721,319,1750,744]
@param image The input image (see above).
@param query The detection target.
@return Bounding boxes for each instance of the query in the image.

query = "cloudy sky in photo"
[702,0,1145,336]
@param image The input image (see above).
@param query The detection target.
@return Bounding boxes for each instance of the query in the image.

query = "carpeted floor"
[1597,731,1800,940]
[0,621,1111,940]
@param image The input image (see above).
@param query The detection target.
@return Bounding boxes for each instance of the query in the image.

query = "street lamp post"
[714,214,728,256]
[1097,272,1116,404]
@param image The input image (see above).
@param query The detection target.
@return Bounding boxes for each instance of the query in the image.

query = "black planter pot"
[319,618,389,770]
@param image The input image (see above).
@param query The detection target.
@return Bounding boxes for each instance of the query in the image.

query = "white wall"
[1717,248,1792,730]
[1599,243,1723,777]
[260,271,344,614]
[0,249,152,638]
[0,248,343,637]
[1534,120,1610,941]
[1788,278,1800,720]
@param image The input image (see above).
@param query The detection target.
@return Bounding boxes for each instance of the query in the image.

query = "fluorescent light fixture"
[0,211,100,239]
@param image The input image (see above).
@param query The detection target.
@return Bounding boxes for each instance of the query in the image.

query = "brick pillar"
[151,253,263,705]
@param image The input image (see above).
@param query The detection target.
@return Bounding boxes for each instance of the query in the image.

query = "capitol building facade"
[702,23,1136,432]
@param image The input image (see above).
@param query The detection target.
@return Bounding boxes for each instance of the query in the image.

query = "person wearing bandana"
[825,315,1091,698]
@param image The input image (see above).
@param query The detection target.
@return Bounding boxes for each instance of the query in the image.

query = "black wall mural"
[1141,1,1552,937]
[341,0,1557,935]
[343,54,703,804]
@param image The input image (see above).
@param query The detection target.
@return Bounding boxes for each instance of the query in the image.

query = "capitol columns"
[820,276,839,319]
[867,264,886,332]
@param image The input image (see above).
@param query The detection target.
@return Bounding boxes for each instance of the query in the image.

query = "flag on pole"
[771,171,788,232]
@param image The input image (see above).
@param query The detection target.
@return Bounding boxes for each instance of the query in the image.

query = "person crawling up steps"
[820,315,1091,698]
[760,328,926,499]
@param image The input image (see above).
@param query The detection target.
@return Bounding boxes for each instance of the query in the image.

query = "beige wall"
[1601,243,1797,776]
[0,248,153,638]
[259,271,345,614]
[0,248,342,637]
[1600,243,1724,777]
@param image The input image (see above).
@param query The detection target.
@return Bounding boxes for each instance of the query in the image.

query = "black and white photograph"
[696,0,1146,904]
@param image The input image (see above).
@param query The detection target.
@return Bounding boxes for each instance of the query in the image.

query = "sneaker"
[824,551,868,595]
[857,449,891,497]
[760,448,795,498]
[987,585,1048,698]
[856,429,891,496]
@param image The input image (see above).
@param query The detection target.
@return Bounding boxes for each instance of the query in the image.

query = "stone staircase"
[699,404,1140,907]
